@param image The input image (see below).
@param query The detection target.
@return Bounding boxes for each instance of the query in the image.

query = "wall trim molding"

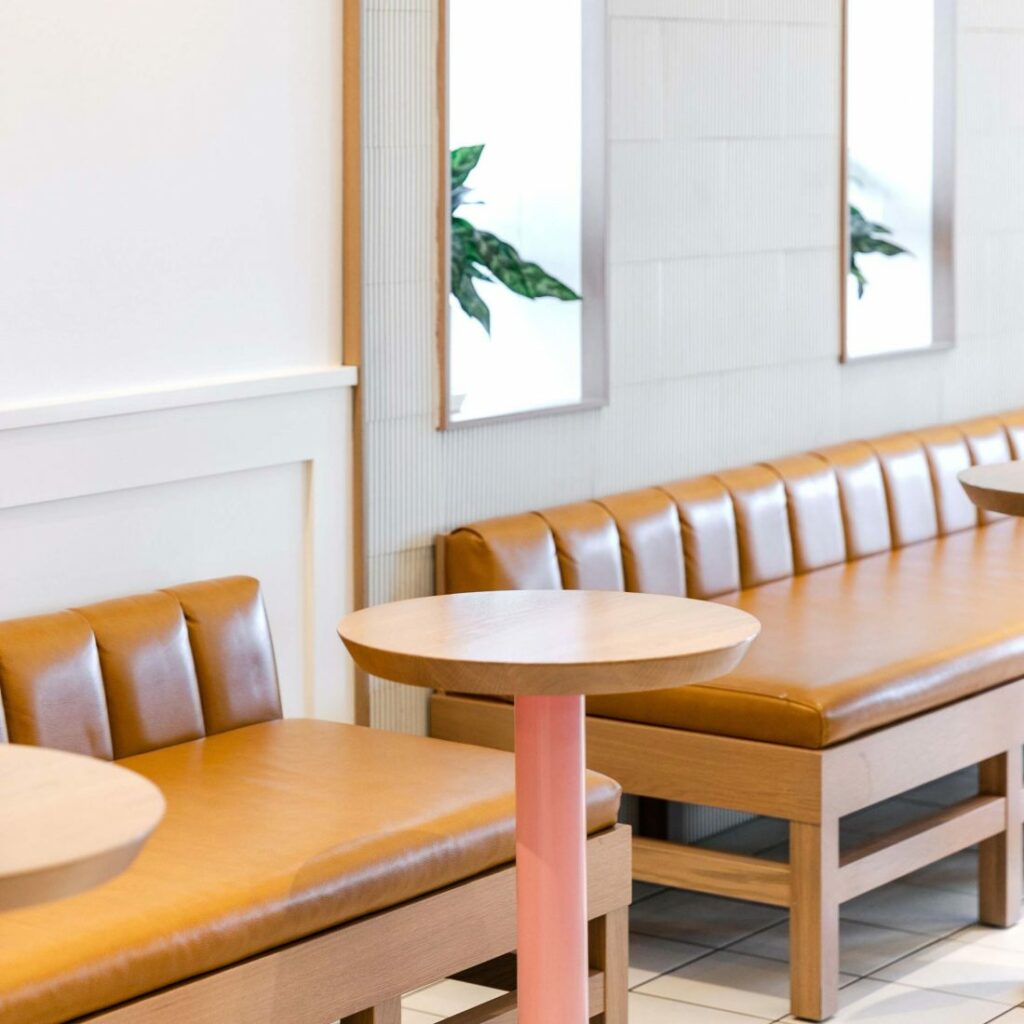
[0,379,354,721]
[0,366,358,433]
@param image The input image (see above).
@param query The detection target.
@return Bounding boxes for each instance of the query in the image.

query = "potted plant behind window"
[848,204,911,298]
[449,145,580,334]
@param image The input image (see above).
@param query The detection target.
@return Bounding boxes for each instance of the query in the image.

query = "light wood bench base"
[78,826,631,1024]
[431,684,1024,1022]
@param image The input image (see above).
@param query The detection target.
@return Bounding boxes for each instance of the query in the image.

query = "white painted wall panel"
[1,6,355,724]
[0,380,354,722]
[0,464,307,709]
[0,0,343,405]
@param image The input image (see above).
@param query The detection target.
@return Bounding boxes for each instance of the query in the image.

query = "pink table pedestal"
[515,693,589,1021]
[339,590,760,1024]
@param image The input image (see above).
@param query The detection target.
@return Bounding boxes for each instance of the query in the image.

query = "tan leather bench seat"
[0,718,619,1024]
[0,577,622,1024]
[441,411,1024,752]
[589,517,1024,748]
[438,411,1024,1022]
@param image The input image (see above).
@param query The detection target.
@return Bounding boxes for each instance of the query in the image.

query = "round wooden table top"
[338,590,760,697]
[959,462,1024,517]
[0,744,165,912]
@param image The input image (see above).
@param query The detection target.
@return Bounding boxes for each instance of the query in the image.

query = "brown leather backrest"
[442,410,1024,597]
[662,477,740,598]
[813,441,892,559]
[0,577,281,758]
[597,489,686,596]
[765,454,846,573]
[961,417,1013,524]
[714,465,794,587]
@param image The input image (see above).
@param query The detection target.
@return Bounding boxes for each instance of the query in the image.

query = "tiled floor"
[403,769,1024,1023]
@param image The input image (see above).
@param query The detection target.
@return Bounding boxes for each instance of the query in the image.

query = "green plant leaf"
[848,203,911,298]
[451,145,485,190]
[856,237,909,257]
[849,255,868,299]
[449,146,581,331]
[450,216,474,263]
[453,270,491,334]
[473,230,581,301]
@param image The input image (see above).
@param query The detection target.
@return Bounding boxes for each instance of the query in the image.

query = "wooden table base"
[515,694,589,1024]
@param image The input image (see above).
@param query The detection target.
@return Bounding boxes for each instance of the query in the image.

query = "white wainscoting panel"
[0,369,356,722]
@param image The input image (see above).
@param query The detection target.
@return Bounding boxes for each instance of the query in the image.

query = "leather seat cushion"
[588,519,1024,749]
[0,719,621,1024]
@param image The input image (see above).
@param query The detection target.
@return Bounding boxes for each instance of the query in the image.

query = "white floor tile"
[629,888,786,947]
[635,949,856,1020]
[950,921,1024,953]
[628,990,771,1022]
[776,977,1007,1024]
[873,933,1024,1005]
[402,810,1020,1024]
[628,932,710,988]
[842,881,978,936]
[401,1010,442,1024]
[732,917,935,977]
[402,980,503,1017]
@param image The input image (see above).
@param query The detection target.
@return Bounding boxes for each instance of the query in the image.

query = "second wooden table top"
[960,461,1024,517]
[0,744,165,912]
[338,590,760,697]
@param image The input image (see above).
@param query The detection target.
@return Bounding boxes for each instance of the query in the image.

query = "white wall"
[0,0,343,405]
[363,0,1024,734]
[0,3,355,720]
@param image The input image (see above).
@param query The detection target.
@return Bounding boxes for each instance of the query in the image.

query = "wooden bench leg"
[790,821,839,1022]
[979,747,1023,928]
[589,907,628,1023]
[340,998,401,1024]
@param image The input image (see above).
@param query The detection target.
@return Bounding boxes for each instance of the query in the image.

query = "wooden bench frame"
[431,683,1024,1021]
[76,826,630,1024]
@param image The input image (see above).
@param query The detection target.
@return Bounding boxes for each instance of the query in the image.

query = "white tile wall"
[610,139,836,263]
[362,0,1024,733]
[609,20,663,141]
[960,0,1024,30]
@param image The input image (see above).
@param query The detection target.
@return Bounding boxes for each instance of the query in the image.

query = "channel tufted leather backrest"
[442,409,1024,599]
[0,577,282,759]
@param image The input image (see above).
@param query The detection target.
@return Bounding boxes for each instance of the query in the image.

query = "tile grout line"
[853,919,1024,1011]
[628,913,794,995]
[628,985,777,1022]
